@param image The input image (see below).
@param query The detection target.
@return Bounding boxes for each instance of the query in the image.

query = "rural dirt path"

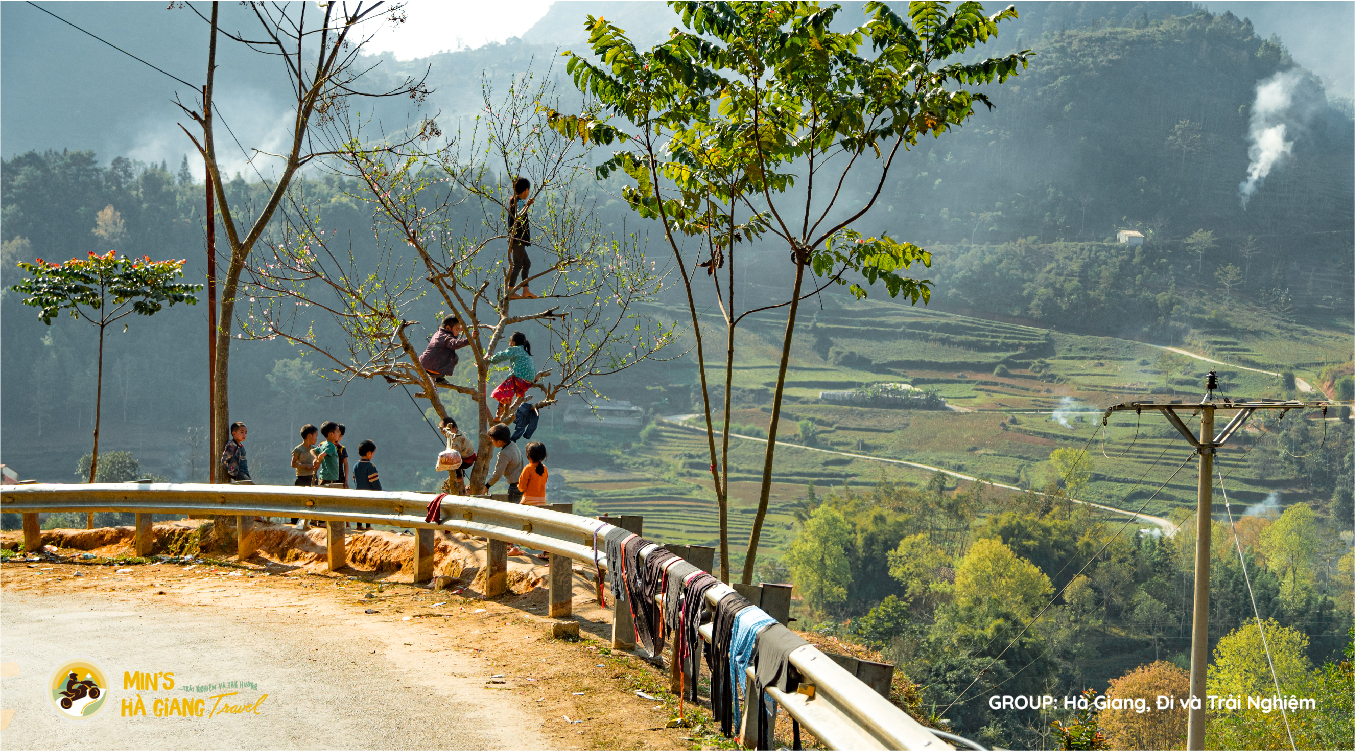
[1146,344,1280,377]
[661,417,1177,534]
[0,556,703,751]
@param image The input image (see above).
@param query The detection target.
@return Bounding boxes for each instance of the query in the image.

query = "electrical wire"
[940,447,1198,715]
[1216,458,1299,751]
[401,383,444,440]
[1102,408,1143,459]
[25,2,199,89]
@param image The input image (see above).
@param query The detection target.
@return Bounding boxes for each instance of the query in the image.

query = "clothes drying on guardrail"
[706,590,755,736]
[603,527,633,604]
[728,607,777,731]
[663,560,700,634]
[678,572,721,702]
[747,623,809,750]
[424,493,447,523]
[633,545,677,655]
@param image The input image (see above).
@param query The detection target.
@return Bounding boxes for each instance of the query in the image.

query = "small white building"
[1117,229,1145,245]
[563,400,645,429]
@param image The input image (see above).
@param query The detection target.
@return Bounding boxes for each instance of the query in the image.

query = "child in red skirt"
[489,331,536,422]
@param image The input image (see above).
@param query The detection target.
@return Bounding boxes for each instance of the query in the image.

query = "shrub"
[993,364,1010,377]
[1282,370,1297,391]
[1335,376,1354,401]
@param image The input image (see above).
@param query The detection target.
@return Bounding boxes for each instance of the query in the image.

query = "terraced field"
[551,296,1348,566]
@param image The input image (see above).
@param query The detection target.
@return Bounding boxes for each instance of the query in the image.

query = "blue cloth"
[511,403,539,442]
[728,607,777,731]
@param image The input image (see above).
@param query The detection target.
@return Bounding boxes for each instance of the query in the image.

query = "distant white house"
[563,399,645,429]
[1117,229,1145,245]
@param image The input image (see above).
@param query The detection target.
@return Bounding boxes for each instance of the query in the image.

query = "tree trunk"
[89,322,106,528]
[204,2,222,483]
[718,219,737,583]
[742,256,807,585]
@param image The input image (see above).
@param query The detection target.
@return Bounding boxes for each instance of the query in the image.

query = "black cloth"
[620,535,650,647]
[353,460,381,491]
[293,476,313,487]
[632,547,677,656]
[678,573,720,703]
[337,444,349,486]
[748,623,810,750]
[663,560,700,634]
[705,591,755,736]
[603,526,633,604]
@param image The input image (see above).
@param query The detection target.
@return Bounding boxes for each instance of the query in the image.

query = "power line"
[940,446,1198,714]
[25,2,199,89]
[1216,459,1298,751]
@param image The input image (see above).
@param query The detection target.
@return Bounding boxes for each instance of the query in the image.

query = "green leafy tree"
[887,532,951,616]
[1183,228,1217,271]
[1260,502,1319,593]
[785,502,854,615]
[1049,447,1093,502]
[1215,263,1243,296]
[11,250,199,487]
[75,451,141,483]
[952,538,1053,621]
[549,1,1030,583]
[1207,618,1317,750]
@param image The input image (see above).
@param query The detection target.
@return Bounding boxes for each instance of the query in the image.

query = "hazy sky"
[365,0,556,58]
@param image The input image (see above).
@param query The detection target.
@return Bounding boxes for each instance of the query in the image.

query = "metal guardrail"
[2,483,951,751]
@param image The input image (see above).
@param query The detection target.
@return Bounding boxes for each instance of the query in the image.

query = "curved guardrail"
[2,483,952,751]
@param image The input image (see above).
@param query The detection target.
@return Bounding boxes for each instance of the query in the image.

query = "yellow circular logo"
[49,659,108,719]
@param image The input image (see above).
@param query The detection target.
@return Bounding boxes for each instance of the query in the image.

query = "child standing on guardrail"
[518,442,548,506]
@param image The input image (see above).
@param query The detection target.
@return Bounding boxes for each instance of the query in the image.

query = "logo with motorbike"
[49,659,108,719]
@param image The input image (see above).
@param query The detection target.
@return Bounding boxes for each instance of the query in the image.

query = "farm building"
[1117,229,1145,245]
[563,399,645,429]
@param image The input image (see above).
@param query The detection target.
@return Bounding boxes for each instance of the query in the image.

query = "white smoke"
[1050,396,1092,429]
[1244,491,1282,518]
[1239,70,1311,208]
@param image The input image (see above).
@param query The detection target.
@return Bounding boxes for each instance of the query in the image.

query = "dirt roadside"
[0,525,739,751]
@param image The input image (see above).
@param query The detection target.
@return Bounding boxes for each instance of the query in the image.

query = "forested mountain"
[2,3,1351,484]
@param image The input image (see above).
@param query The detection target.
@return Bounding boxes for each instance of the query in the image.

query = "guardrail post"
[414,528,436,583]
[548,549,572,617]
[738,672,764,749]
[485,539,508,597]
[22,513,40,553]
[236,515,255,560]
[326,521,346,571]
[134,514,154,557]
[759,583,793,625]
[546,502,573,515]
[665,544,715,573]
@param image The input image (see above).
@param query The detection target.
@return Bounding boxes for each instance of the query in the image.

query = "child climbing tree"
[240,68,673,492]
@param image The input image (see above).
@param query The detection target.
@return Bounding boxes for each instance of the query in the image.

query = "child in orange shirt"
[517,442,548,506]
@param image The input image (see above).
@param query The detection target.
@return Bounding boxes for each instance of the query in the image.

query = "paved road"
[661,416,1178,534]
[0,591,545,750]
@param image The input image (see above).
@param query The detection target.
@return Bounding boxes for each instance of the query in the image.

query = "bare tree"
[176,1,430,476]
[241,70,673,491]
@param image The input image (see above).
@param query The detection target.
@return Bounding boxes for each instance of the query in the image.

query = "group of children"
[215,176,554,527]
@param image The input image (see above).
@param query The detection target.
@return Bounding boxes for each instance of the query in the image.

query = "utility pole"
[1101,372,1331,751]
